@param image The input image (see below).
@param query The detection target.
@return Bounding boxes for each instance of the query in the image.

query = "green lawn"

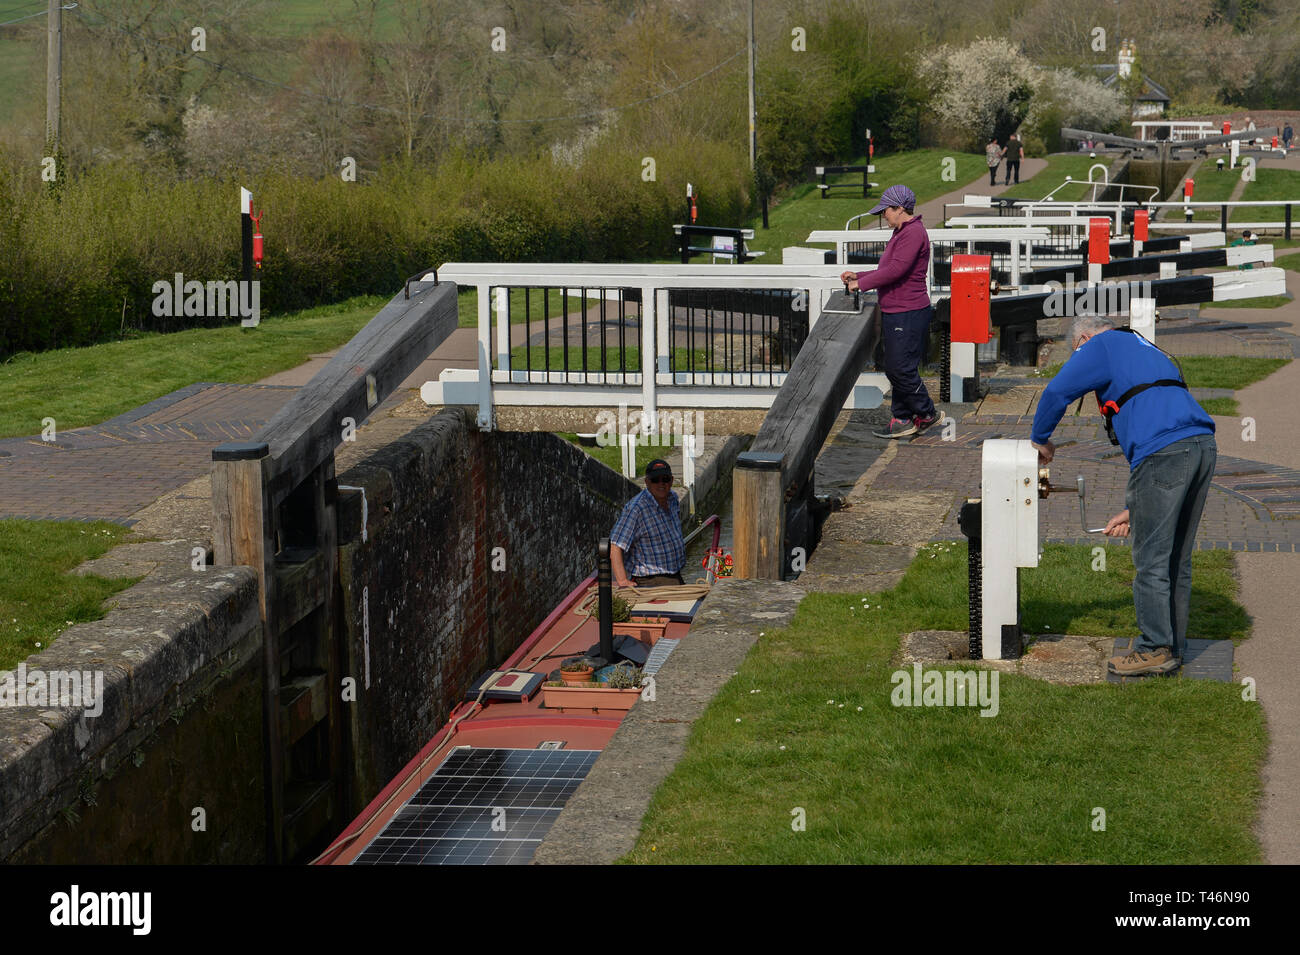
[507,344,711,374]
[1186,161,1242,221]
[748,149,988,259]
[1042,355,1289,418]
[1237,168,1300,222]
[998,154,1119,203]
[0,520,139,670]
[1199,294,1292,309]
[1173,356,1289,390]
[457,287,638,329]
[622,542,1263,864]
[558,432,670,476]
[0,295,388,440]
[1275,251,1300,272]
[1043,354,1287,389]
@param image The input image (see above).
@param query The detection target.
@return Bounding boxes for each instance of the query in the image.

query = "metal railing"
[423,263,889,430]
[1142,200,1298,237]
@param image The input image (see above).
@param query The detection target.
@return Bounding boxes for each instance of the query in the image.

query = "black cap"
[645,458,672,479]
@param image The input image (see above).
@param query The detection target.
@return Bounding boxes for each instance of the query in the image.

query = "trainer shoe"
[913,412,942,432]
[1107,647,1180,676]
[873,417,917,439]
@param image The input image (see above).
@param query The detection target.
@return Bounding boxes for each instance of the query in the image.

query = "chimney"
[1118,39,1134,80]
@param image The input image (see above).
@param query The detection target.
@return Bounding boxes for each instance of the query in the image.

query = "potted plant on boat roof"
[543,662,645,713]
[559,657,595,684]
[591,593,669,645]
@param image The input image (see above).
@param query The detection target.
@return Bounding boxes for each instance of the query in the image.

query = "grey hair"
[1069,314,1114,342]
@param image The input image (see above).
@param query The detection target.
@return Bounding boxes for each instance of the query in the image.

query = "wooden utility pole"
[747,0,756,172]
[45,0,61,149]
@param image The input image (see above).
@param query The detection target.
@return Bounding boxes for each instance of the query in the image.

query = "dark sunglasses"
[648,475,672,484]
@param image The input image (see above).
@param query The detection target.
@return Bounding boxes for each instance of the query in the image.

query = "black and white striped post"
[240,187,252,287]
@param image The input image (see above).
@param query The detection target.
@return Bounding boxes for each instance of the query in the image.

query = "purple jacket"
[854,214,931,313]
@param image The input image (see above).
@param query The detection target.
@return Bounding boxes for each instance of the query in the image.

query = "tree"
[918,37,1037,147]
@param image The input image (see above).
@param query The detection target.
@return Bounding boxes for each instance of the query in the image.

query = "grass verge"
[622,542,1263,864]
[748,149,988,258]
[0,520,140,670]
[1200,294,1291,309]
[557,432,668,476]
[1237,168,1300,221]
[0,295,388,440]
[998,154,1118,202]
[508,345,711,374]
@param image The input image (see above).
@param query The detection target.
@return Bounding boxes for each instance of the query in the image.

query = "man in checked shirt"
[610,458,686,588]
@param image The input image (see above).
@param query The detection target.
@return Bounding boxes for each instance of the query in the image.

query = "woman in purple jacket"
[841,184,940,438]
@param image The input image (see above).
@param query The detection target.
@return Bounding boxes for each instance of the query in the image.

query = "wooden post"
[211,441,283,864]
[733,451,785,579]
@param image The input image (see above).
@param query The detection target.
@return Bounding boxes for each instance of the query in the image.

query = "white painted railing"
[806,227,1053,286]
[420,263,890,430]
[1131,120,1215,142]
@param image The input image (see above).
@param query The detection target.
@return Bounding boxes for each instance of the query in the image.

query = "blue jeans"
[1126,433,1217,658]
[882,306,937,422]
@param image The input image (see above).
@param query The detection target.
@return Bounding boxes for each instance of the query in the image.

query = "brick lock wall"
[335,410,632,815]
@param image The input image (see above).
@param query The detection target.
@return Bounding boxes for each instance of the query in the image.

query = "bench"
[814,164,878,199]
[673,224,765,263]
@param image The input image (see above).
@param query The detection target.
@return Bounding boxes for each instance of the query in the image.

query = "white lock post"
[951,341,976,402]
[979,439,1040,660]
[1130,297,1156,342]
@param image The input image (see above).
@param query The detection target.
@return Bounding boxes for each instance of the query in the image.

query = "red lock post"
[1222,121,1231,135]
[949,254,991,344]
[251,210,264,270]
[1088,218,1110,265]
[1183,178,1195,200]
[1133,208,1149,242]
[1273,135,1279,149]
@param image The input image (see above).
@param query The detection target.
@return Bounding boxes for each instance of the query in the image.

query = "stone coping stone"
[532,577,805,865]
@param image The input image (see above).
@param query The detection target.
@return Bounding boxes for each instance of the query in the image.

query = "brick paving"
[0,383,298,524]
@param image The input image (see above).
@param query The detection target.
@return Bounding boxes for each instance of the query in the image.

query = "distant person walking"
[1246,116,1257,146]
[1283,121,1293,153]
[985,136,1001,186]
[1002,133,1024,185]
[840,185,939,439]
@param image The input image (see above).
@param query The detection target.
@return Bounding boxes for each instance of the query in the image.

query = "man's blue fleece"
[1031,329,1215,470]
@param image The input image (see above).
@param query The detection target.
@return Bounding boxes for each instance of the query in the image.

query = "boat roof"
[315,574,698,865]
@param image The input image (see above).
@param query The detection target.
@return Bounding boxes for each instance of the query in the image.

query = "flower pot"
[542,683,643,713]
[559,667,595,684]
[613,617,670,647]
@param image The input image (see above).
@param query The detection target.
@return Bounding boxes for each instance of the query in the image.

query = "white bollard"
[621,432,637,478]
[682,433,697,516]
[979,439,1040,660]
[1130,297,1156,342]
[951,341,976,402]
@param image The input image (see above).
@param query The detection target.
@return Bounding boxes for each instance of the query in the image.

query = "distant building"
[1094,39,1171,118]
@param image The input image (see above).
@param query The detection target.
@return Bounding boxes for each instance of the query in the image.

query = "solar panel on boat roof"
[352,747,599,865]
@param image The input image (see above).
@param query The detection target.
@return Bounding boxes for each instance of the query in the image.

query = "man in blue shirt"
[1030,315,1217,677]
[610,458,685,589]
